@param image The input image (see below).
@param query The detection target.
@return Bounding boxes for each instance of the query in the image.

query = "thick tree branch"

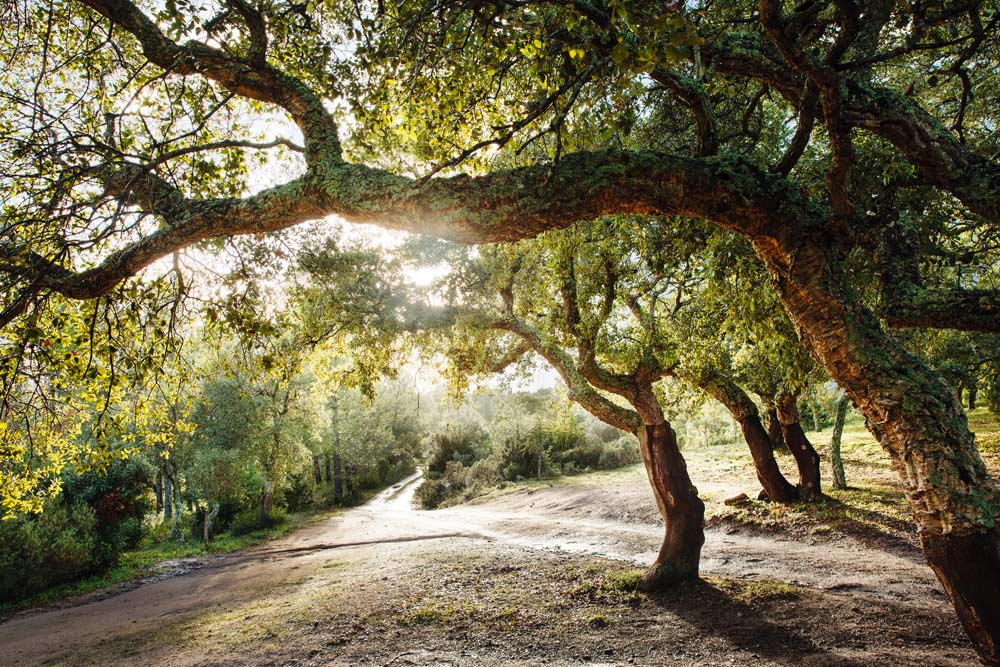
[5,149,825,302]
[492,317,642,433]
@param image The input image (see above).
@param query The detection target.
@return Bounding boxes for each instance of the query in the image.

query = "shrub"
[415,478,450,509]
[61,458,152,565]
[425,423,487,477]
[229,507,288,536]
[0,503,99,602]
[596,436,642,470]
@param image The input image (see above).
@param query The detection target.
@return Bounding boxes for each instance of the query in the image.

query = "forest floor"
[1,410,997,667]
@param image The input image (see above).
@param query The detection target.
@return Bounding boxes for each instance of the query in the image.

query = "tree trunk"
[169,493,184,541]
[324,452,332,483]
[331,394,344,497]
[154,470,163,514]
[203,502,220,546]
[333,451,344,497]
[766,406,785,450]
[830,396,849,490]
[635,422,705,591]
[810,400,822,432]
[261,478,276,523]
[163,470,173,521]
[698,373,797,503]
[312,455,323,484]
[776,391,823,500]
[753,233,1000,665]
[739,415,799,502]
[969,383,978,411]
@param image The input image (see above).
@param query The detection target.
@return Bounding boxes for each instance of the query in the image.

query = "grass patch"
[0,509,333,616]
[710,577,803,604]
[585,612,611,628]
[401,604,466,625]
[566,564,645,605]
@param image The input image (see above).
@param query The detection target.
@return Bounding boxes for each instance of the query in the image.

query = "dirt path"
[0,472,974,667]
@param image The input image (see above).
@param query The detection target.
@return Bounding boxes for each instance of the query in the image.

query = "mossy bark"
[830,396,849,490]
[754,233,1000,665]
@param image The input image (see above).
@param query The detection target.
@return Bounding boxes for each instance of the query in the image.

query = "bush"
[415,478,450,509]
[0,503,99,602]
[425,423,487,477]
[61,458,152,565]
[228,507,287,536]
[596,436,642,470]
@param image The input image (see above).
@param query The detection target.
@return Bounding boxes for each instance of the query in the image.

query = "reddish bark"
[636,422,705,590]
[776,392,823,500]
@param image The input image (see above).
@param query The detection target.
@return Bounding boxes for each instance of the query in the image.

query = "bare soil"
[0,470,977,667]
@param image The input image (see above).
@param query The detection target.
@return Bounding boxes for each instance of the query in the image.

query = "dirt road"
[0,471,976,666]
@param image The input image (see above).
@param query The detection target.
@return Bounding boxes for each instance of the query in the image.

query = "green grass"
[708,577,804,604]
[0,509,333,616]
[708,407,1000,543]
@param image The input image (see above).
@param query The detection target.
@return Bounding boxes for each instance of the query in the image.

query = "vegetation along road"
[0,467,976,666]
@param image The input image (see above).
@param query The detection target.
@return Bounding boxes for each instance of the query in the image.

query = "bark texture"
[765,406,785,450]
[776,391,823,500]
[202,502,220,546]
[752,233,1000,664]
[697,373,797,502]
[830,396,849,490]
[636,422,706,591]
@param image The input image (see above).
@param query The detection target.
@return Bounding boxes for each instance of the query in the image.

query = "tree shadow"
[810,491,922,559]
[642,577,869,666]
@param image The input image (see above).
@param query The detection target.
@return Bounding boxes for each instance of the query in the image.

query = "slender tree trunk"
[169,492,184,541]
[753,234,1000,664]
[333,451,343,497]
[312,455,323,484]
[261,477,276,523]
[810,400,822,432]
[324,452,332,483]
[331,394,344,497]
[636,422,705,591]
[154,470,163,514]
[969,383,978,411]
[739,414,799,502]
[698,373,797,502]
[765,405,785,450]
[830,396,849,490]
[163,470,173,521]
[776,391,823,500]
[202,502,220,546]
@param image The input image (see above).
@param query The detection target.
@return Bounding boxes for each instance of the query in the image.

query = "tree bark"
[154,470,163,514]
[261,478,276,523]
[202,502,220,546]
[163,470,173,521]
[696,373,797,503]
[765,406,785,450]
[331,394,344,497]
[333,451,344,498]
[636,422,706,591]
[312,455,323,484]
[739,414,799,503]
[830,396,849,490]
[776,391,823,500]
[969,384,978,411]
[753,234,1000,665]
[810,400,822,432]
